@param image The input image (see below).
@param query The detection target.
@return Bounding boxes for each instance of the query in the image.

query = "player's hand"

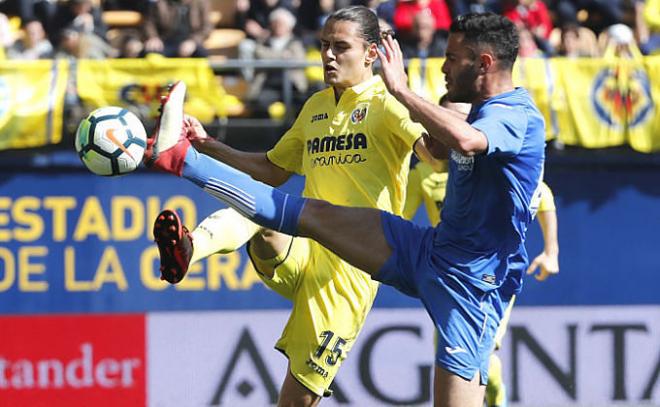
[145,37,164,53]
[183,115,209,142]
[178,39,197,57]
[526,252,559,281]
[376,32,408,97]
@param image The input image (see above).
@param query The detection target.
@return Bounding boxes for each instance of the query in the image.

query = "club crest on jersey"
[350,104,368,124]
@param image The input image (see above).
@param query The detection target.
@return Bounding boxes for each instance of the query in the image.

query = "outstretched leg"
[144,81,392,277]
[189,208,261,261]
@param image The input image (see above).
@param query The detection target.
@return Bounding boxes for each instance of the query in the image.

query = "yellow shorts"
[494,295,516,350]
[248,237,379,397]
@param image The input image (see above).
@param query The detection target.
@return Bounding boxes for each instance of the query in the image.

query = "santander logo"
[0,342,141,390]
[0,314,146,406]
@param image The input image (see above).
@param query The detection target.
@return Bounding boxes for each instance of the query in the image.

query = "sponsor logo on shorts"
[482,274,496,284]
[306,358,329,378]
[444,346,468,355]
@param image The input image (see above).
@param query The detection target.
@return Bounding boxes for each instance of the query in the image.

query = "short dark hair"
[327,6,381,46]
[450,13,519,69]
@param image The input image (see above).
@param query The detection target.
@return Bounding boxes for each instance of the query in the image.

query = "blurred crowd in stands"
[0,0,657,119]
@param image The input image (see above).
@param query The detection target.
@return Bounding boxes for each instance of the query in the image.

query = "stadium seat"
[102,10,142,28]
[204,28,246,59]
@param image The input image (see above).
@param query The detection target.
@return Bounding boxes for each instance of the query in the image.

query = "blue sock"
[182,148,305,235]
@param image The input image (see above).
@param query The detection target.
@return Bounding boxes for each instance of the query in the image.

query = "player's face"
[442,33,481,103]
[320,19,376,92]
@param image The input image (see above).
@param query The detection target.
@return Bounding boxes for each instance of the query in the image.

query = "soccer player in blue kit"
[144,12,545,407]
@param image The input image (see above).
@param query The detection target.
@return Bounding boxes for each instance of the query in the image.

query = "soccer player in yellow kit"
[404,158,559,407]
[151,6,437,406]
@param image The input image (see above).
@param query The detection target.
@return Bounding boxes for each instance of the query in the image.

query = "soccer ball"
[75,106,148,176]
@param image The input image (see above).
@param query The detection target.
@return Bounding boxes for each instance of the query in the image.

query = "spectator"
[447,0,501,17]
[116,32,143,58]
[7,18,53,59]
[295,0,335,43]
[238,0,299,80]
[503,0,553,40]
[371,0,396,27]
[239,0,298,42]
[393,0,451,39]
[556,23,598,57]
[0,12,14,56]
[601,23,643,59]
[517,23,547,57]
[643,0,660,54]
[246,7,307,118]
[547,0,641,34]
[0,0,35,21]
[400,8,447,59]
[33,0,57,29]
[142,0,213,58]
[54,27,114,59]
[50,0,107,46]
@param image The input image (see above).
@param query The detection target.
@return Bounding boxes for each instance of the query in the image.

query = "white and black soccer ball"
[75,106,147,176]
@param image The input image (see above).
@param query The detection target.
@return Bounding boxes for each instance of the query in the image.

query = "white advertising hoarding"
[148,306,660,406]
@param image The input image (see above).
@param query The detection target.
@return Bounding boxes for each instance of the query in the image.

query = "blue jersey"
[434,87,545,293]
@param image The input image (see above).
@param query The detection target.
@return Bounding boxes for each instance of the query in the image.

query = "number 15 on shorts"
[314,330,346,366]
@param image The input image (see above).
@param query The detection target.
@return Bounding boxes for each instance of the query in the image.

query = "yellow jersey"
[260,75,427,396]
[403,160,448,225]
[268,75,425,216]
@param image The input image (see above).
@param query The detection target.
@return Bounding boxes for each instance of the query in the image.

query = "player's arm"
[383,93,449,167]
[526,183,560,281]
[417,95,470,161]
[185,116,292,187]
[377,35,487,156]
[413,135,449,166]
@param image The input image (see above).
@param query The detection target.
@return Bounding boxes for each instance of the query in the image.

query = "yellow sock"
[189,208,260,265]
[486,353,507,407]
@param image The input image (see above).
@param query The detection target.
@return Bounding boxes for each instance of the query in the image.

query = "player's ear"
[479,52,495,73]
[365,42,378,65]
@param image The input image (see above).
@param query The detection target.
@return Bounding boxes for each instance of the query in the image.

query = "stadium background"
[1,1,660,406]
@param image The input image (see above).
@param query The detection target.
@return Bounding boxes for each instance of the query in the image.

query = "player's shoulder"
[358,79,389,106]
[484,88,532,108]
[304,86,334,109]
[479,88,540,122]
[293,87,334,125]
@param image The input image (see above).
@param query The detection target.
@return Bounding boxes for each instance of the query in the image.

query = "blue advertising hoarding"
[1,162,659,314]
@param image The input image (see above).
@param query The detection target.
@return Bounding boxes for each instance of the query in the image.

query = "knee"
[250,228,290,259]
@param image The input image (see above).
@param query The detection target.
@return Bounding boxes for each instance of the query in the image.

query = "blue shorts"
[375,212,506,384]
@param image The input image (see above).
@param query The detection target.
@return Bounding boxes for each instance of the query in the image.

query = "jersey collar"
[345,75,381,96]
